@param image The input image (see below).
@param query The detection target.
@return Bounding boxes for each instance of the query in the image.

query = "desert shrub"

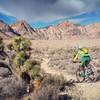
[22,60,41,84]
[41,74,67,87]
[30,65,40,78]
[23,60,32,71]
[19,39,31,51]
[24,60,40,69]
[0,76,27,100]
[30,74,71,100]
[32,84,60,100]
[31,84,71,100]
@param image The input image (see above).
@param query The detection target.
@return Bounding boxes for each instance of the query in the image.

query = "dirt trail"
[41,56,76,81]
[41,56,100,100]
[70,82,100,100]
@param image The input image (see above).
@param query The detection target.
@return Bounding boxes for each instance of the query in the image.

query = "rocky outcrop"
[0,20,19,39]
[11,20,38,39]
[0,67,11,78]
[85,23,100,38]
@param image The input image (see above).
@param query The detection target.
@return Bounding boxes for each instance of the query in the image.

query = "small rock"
[0,67,11,77]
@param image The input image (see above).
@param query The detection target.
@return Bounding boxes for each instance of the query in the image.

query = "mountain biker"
[73,46,91,77]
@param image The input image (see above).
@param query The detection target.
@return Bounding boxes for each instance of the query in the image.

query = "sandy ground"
[30,38,100,100]
[41,56,76,81]
[41,54,100,100]
[31,39,100,49]
[66,81,100,100]
[4,38,100,49]
[4,38,100,100]
[36,39,100,100]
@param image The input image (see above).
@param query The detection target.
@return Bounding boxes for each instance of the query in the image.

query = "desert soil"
[30,38,100,100]
[41,53,100,100]
[31,39,100,49]
[4,38,100,100]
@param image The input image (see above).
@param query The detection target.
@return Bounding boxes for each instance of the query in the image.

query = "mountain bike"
[76,61,98,82]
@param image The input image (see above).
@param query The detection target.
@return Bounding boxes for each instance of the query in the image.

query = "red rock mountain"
[0,20,19,39]
[11,20,39,39]
[35,21,100,39]
[35,21,87,39]
[1,20,100,39]
[85,23,100,38]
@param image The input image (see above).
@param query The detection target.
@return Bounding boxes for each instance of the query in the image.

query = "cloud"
[0,0,100,22]
[0,7,12,15]
[69,18,85,23]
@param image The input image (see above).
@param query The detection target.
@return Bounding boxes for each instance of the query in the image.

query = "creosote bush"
[41,74,67,87]
[29,74,71,100]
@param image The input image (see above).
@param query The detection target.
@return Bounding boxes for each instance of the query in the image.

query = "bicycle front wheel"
[76,67,85,82]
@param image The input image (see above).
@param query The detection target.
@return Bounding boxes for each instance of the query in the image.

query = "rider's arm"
[73,53,79,62]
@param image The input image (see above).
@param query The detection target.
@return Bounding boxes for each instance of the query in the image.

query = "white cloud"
[69,18,85,23]
[0,0,100,22]
[0,7,12,15]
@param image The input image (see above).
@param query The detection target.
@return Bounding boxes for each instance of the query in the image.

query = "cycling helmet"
[81,47,89,54]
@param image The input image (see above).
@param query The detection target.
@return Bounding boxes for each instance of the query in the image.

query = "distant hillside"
[0,18,100,39]
[11,20,100,39]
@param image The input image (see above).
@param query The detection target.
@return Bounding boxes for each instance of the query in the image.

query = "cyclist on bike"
[73,46,91,77]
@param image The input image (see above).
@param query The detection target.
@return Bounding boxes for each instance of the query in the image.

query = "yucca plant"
[24,60,40,78]
[13,51,26,67]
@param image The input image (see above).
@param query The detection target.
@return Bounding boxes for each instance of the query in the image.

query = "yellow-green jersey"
[73,48,91,66]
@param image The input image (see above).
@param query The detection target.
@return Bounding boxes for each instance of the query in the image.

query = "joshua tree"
[7,36,40,80]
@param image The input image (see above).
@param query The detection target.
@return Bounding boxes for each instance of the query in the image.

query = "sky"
[0,0,100,23]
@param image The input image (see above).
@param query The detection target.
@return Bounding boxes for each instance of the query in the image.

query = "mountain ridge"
[0,19,100,39]
[1,11,100,28]
[0,20,20,38]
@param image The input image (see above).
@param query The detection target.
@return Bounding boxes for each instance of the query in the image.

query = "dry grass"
[24,73,72,100]
[2,39,100,100]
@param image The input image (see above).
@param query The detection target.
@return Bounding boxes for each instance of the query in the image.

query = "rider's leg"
[80,56,90,77]
[79,61,85,77]
[83,56,91,77]
[84,56,91,67]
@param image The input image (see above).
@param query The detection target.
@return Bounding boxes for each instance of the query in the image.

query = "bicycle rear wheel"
[87,64,97,82]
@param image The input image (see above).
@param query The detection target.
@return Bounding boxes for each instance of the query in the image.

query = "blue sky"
[0,0,100,28]
[0,12,17,24]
